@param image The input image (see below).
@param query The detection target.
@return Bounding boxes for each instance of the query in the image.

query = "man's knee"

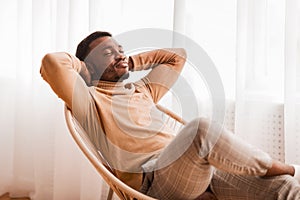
[190,117,211,137]
[190,117,223,158]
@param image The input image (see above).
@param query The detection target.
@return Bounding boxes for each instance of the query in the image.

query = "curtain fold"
[284,0,300,164]
[0,0,109,199]
[235,0,300,165]
[235,0,286,162]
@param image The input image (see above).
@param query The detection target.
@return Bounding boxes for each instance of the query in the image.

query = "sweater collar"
[92,80,125,90]
[91,80,134,95]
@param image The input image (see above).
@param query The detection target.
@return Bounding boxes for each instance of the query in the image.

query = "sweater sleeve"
[130,48,187,103]
[40,52,90,110]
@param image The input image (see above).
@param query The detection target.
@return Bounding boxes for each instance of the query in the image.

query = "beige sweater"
[40,48,186,190]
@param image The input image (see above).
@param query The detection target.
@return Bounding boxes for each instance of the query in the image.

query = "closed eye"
[103,50,113,56]
[104,52,112,56]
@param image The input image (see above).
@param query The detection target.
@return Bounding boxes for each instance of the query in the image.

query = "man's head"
[76,31,130,82]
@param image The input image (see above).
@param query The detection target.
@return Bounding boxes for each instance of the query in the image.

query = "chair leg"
[107,187,114,200]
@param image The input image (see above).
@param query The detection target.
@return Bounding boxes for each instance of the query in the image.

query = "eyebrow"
[101,45,123,51]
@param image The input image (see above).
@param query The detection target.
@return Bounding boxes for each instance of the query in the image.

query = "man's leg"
[211,170,300,200]
[145,118,297,200]
[146,119,215,199]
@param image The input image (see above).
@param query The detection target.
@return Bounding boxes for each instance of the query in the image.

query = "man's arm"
[130,48,186,73]
[130,48,187,103]
[40,52,91,109]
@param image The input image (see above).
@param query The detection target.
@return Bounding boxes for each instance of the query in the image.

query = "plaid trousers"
[141,118,300,200]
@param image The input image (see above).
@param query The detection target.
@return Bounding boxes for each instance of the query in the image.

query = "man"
[40,31,300,199]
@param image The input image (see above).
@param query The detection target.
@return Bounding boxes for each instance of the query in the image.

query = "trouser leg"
[211,170,300,200]
[145,118,273,200]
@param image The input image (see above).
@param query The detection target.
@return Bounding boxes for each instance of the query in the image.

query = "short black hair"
[75,31,112,61]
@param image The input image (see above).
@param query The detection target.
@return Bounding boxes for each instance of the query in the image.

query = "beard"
[117,71,130,82]
[97,65,130,82]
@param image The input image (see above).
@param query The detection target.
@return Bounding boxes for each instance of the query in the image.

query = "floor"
[0,193,29,200]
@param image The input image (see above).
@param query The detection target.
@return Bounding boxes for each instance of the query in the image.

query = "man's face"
[86,36,130,82]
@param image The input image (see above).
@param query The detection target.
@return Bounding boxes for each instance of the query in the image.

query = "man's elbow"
[39,54,51,83]
[173,48,187,62]
[42,53,56,65]
[178,48,187,59]
[40,52,70,79]
[40,53,57,77]
[170,48,187,73]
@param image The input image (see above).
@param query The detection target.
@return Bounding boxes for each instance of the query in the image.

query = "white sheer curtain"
[284,0,300,164]
[172,0,300,166]
[0,0,173,199]
[0,0,103,199]
[235,0,286,162]
[182,0,237,130]
[235,0,300,164]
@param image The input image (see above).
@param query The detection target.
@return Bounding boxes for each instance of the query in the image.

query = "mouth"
[114,61,129,69]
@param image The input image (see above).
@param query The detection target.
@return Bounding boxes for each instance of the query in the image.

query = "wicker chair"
[64,105,217,200]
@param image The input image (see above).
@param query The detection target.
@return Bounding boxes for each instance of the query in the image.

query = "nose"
[115,52,126,61]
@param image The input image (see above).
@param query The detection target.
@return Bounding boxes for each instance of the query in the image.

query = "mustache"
[113,57,128,68]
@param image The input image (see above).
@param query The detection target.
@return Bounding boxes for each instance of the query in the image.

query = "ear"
[85,62,95,75]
